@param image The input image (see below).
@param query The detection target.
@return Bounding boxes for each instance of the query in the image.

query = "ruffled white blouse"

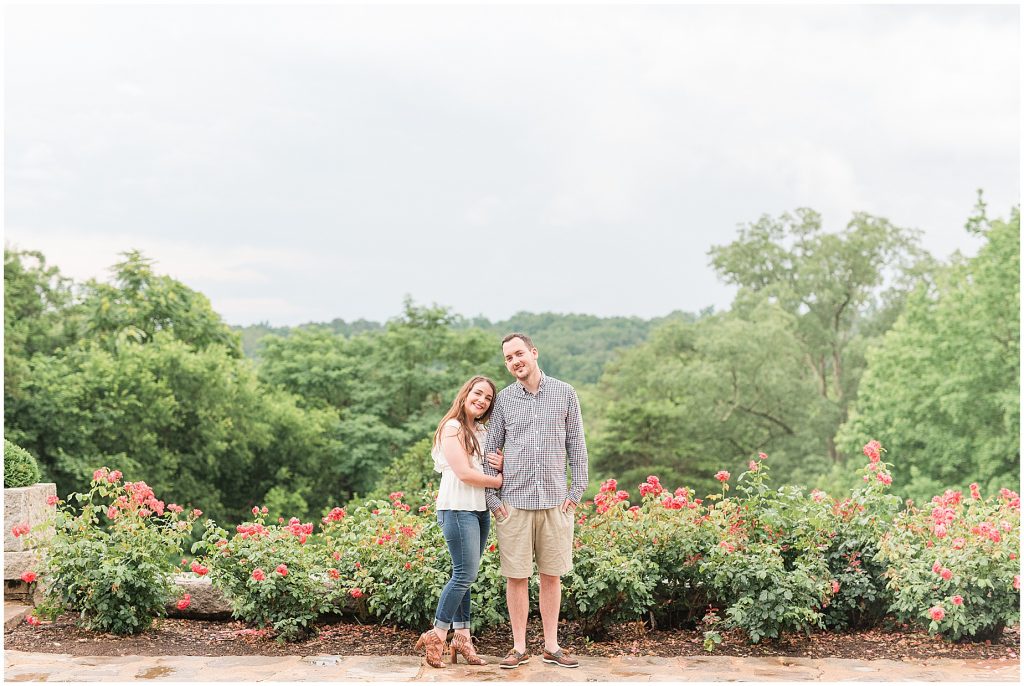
[432,419,488,511]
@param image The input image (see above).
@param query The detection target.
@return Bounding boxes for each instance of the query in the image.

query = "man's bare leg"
[507,576,529,654]
[539,573,561,653]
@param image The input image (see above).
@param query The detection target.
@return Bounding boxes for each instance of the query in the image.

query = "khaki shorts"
[493,505,574,578]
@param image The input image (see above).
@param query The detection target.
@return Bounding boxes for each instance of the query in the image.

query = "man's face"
[502,337,539,381]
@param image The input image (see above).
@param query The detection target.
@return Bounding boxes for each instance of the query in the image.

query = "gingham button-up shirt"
[482,373,589,511]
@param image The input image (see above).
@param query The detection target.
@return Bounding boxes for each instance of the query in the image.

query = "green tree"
[258,299,505,498]
[838,203,1019,502]
[79,250,242,356]
[592,300,825,497]
[4,333,342,524]
[708,209,930,462]
[4,249,81,415]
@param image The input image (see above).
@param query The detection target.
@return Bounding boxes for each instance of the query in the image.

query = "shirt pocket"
[505,419,530,446]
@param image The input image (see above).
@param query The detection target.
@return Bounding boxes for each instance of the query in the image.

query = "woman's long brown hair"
[433,376,497,459]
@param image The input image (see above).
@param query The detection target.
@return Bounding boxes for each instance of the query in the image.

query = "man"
[482,332,588,669]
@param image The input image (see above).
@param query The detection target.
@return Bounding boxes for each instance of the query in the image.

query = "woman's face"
[463,381,494,420]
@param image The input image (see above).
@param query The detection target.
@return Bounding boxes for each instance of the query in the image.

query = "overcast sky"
[4,3,1019,326]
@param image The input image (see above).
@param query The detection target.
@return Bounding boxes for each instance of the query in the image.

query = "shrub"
[4,439,41,488]
[566,477,710,632]
[698,456,837,643]
[878,484,1020,641]
[819,444,901,630]
[29,467,199,634]
[196,507,330,642]
[320,491,506,633]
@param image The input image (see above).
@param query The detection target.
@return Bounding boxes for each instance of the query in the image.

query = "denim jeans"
[433,509,490,630]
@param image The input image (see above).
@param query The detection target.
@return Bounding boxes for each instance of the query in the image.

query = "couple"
[415,332,589,669]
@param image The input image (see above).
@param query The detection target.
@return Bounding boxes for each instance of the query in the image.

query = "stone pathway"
[3,650,1019,682]
[4,604,1019,682]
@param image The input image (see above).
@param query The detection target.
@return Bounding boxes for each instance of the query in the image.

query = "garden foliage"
[4,438,41,488]
[23,469,199,634]
[25,443,1021,646]
[198,509,331,642]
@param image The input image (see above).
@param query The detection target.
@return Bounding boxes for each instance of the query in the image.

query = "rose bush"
[877,483,1020,640]
[697,457,835,643]
[319,491,507,632]
[22,446,1018,646]
[195,507,330,642]
[819,442,902,630]
[24,468,199,635]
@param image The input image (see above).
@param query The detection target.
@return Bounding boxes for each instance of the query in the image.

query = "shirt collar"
[517,371,546,396]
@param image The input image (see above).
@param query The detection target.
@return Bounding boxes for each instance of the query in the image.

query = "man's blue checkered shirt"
[481,373,589,511]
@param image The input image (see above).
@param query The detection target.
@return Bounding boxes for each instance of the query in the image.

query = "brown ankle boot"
[415,630,447,668]
[450,633,486,665]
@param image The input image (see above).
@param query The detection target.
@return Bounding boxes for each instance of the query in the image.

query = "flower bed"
[15,441,1021,647]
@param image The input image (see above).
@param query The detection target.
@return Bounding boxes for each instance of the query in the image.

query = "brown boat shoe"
[542,648,579,668]
[499,649,530,669]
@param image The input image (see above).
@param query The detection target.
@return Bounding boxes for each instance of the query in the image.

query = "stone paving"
[4,603,1020,682]
[3,650,1020,682]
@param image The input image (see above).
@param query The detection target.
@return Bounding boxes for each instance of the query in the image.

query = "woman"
[415,375,503,668]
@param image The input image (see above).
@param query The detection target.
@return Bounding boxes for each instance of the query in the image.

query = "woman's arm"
[441,426,502,489]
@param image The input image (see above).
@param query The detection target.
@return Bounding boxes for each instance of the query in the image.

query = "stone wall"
[4,483,57,598]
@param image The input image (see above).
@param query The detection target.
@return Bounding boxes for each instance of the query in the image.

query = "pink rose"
[929,606,945,621]
[177,594,191,610]
[940,568,953,581]
[275,564,288,577]
[20,571,37,583]
[350,588,363,598]
[252,568,266,581]
[714,471,730,483]
[952,595,964,606]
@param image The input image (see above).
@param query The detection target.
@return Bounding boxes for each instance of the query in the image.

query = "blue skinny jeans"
[433,509,490,630]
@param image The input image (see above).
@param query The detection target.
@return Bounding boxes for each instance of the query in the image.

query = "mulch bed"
[5,614,1020,661]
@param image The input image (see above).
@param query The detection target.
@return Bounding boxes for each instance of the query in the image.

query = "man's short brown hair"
[502,332,535,350]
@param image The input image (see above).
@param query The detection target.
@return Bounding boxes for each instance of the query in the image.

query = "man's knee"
[539,573,561,585]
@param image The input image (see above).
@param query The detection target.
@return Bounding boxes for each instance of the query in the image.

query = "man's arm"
[565,388,589,506]
[482,399,505,512]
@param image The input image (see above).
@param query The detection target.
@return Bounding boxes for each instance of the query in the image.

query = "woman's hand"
[486,449,503,472]
[494,472,503,488]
